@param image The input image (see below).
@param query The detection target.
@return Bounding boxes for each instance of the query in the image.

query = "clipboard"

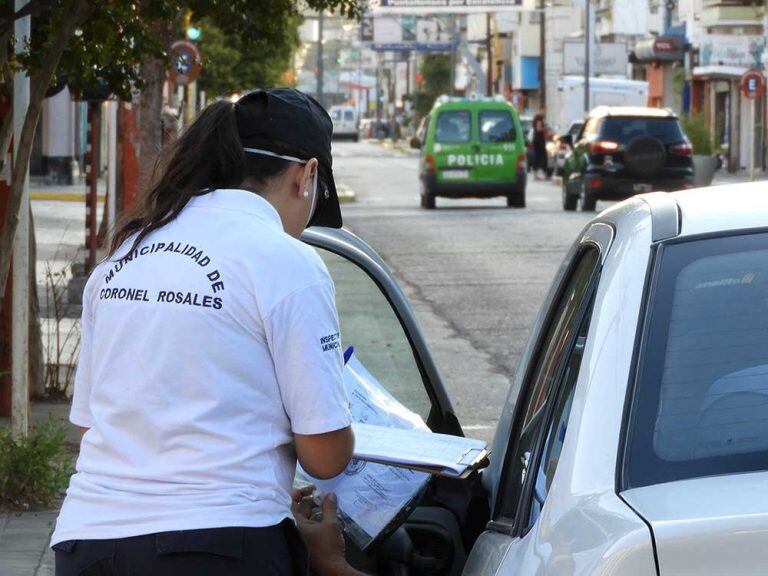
[356,448,491,479]
[351,423,491,479]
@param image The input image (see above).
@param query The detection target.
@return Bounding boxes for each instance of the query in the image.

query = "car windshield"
[624,232,768,489]
[479,110,516,142]
[435,110,471,143]
[568,123,583,138]
[601,117,684,144]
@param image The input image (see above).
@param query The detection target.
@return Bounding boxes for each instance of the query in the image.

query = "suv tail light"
[517,153,526,172]
[425,154,436,174]
[588,140,619,154]
[670,142,693,156]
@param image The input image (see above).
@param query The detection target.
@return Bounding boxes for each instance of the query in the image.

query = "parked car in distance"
[330,105,360,141]
[561,106,694,212]
[415,95,527,209]
[554,120,583,176]
[360,118,390,139]
[305,184,768,575]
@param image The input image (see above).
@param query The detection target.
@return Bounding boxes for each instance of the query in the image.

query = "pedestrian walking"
[533,105,549,180]
[50,88,354,576]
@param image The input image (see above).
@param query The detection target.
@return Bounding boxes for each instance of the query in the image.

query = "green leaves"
[0,415,74,510]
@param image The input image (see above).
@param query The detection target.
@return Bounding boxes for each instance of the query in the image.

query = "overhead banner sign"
[371,14,453,52]
[563,42,628,76]
[370,0,523,14]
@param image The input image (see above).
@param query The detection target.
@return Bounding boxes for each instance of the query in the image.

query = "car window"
[435,110,471,143]
[497,246,600,522]
[624,232,768,489]
[527,312,590,528]
[344,110,355,121]
[601,117,684,144]
[568,123,583,139]
[314,247,431,420]
[330,108,342,121]
[479,110,516,143]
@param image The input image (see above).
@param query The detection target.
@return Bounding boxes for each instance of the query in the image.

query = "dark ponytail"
[109,99,292,258]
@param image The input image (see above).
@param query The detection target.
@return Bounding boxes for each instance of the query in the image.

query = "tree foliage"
[414,54,451,118]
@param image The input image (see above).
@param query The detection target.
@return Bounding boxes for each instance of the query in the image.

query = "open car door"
[301,227,490,575]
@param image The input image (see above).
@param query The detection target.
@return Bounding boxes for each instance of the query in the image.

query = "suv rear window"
[624,232,768,489]
[479,110,516,142]
[600,117,684,144]
[344,110,355,121]
[435,110,471,143]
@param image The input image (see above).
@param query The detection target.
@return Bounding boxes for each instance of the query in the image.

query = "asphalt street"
[333,140,600,440]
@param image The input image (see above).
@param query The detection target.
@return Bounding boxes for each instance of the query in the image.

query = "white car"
[302,183,768,575]
[330,105,360,141]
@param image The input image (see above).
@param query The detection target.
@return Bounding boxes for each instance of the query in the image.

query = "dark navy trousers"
[53,520,309,576]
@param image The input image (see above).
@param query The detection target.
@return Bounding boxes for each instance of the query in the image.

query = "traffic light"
[186,26,201,41]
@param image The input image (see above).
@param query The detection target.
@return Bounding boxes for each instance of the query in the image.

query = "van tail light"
[517,153,526,172]
[588,140,619,154]
[425,154,436,174]
[670,142,693,156]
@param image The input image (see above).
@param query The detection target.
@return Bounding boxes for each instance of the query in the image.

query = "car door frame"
[302,226,463,436]
[465,222,614,574]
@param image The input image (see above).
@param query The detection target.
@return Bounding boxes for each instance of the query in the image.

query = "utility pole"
[539,0,546,105]
[449,16,457,96]
[11,0,29,438]
[584,0,591,116]
[486,13,493,96]
[316,10,325,108]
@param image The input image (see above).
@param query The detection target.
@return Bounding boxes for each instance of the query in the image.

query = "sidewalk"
[0,403,77,576]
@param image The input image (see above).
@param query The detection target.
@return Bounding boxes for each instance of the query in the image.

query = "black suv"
[560,107,694,211]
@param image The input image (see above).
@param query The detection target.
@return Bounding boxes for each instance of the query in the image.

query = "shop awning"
[693,65,749,79]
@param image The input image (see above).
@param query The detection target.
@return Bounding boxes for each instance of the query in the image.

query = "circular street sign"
[169,39,202,86]
[741,69,764,100]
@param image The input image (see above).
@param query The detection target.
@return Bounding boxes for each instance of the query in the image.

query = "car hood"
[621,471,768,576]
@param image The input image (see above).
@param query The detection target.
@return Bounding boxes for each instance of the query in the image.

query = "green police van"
[413,95,527,209]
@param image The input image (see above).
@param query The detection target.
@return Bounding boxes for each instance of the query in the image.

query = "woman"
[50,88,354,576]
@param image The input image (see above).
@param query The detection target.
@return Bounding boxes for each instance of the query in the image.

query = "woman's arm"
[295,426,354,479]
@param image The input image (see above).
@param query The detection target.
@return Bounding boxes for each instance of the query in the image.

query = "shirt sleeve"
[264,280,352,435]
[70,294,95,428]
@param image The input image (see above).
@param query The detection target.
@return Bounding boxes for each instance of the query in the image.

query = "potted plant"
[681,114,717,187]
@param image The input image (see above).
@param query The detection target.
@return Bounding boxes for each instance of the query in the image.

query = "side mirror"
[410,136,422,150]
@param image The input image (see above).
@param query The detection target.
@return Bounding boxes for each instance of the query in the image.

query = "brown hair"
[109,100,292,259]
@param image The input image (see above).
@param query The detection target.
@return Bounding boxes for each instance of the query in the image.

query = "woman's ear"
[298,158,319,198]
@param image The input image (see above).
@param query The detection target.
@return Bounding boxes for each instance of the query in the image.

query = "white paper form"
[298,354,430,549]
[352,423,488,476]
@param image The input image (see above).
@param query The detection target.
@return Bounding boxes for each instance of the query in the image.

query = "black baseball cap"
[234,88,341,228]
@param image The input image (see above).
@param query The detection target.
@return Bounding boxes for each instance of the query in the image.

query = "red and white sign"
[169,40,202,86]
[741,70,764,100]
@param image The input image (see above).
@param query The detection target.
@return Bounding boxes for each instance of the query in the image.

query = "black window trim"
[618,225,768,493]
[489,242,603,535]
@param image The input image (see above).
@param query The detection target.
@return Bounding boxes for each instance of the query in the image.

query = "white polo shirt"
[51,189,351,545]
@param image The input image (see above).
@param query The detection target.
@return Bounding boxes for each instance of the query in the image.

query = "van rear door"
[472,107,522,184]
[432,108,474,184]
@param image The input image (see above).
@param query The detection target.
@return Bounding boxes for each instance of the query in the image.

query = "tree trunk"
[0,0,91,308]
[27,205,43,397]
[137,57,166,191]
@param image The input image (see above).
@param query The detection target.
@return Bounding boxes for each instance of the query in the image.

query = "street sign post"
[741,70,764,181]
[169,39,202,86]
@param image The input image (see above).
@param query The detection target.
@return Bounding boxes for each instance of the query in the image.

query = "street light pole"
[584,0,591,116]
[486,13,493,96]
[316,10,325,108]
[539,0,546,105]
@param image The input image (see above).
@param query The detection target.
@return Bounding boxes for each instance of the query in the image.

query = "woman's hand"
[291,487,364,576]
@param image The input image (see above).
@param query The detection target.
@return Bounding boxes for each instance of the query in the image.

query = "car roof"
[672,183,768,237]
[432,96,515,112]
[590,106,675,119]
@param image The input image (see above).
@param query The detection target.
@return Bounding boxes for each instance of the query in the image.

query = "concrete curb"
[30,192,105,202]
[338,183,356,203]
